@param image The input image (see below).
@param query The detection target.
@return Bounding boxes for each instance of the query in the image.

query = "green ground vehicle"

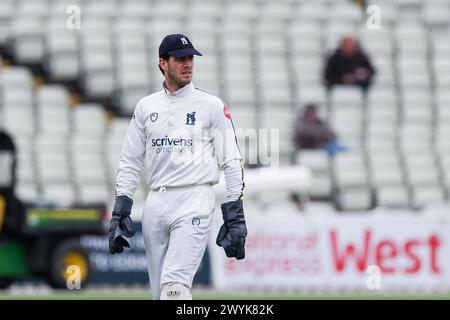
[0,196,107,289]
[0,130,108,289]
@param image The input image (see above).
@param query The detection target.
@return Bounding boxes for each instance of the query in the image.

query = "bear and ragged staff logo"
[186,111,196,125]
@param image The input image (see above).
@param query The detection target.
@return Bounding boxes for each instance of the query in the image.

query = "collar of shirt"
[163,81,195,98]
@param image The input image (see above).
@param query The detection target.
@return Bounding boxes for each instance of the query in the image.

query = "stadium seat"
[296,150,332,198]
[193,55,220,95]
[16,152,36,185]
[37,153,71,184]
[36,86,71,135]
[292,58,323,89]
[372,59,397,87]
[433,58,450,90]
[260,110,296,163]
[423,2,450,27]
[13,135,33,158]
[105,118,131,177]
[117,1,152,19]
[369,156,405,186]
[188,0,221,18]
[16,182,39,203]
[17,1,48,17]
[2,86,33,107]
[438,151,450,191]
[395,21,427,43]
[334,152,369,188]
[81,51,115,98]
[42,182,75,206]
[403,152,441,187]
[73,154,108,185]
[367,101,398,130]
[11,16,45,64]
[399,124,433,151]
[298,85,327,107]
[0,0,14,46]
[359,29,394,58]
[78,182,110,205]
[45,15,80,80]
[258,56,292,108]
[255,30,286,54]
[114,18,146,38]
[337,187,372,211]
[329,86,364,109]
[1,66,33,88]
[259,1,291,22]
[435,126,450,150]
[3,106,35,137]
[289,21,322,43]
[229,109,256,131]
[329,2,363,21]
[367,87,398,107]
[36,85,69,108]
[83,1,117,20]
[397,39,428,58]
[72,103,107,136]
[431,34,450,57]
[296,2,328,21]
[400,90,433,124]
[222,32,252,54]
[296,149,330,172]
[37,106,70,135]
[411,185,446,209]
[70,132,102,151]
[376,185,410,209]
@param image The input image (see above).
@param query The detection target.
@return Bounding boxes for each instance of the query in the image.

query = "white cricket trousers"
[141,184,215,299]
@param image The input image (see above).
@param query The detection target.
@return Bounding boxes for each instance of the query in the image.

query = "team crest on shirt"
[223,104,231,120]
[186,111,196,125]
[150,112,158,122]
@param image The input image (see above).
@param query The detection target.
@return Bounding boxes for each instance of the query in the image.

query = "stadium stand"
[0,0,449,214]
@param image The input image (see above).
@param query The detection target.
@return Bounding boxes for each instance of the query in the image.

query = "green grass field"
[1,290,449,300]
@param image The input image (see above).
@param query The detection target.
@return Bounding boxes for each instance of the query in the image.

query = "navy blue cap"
[159,34,203,57]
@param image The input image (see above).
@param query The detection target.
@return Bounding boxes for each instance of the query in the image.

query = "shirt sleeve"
[210,101,242,169]
[210,101,244,201]
[223,159,244,201]
[115,101,146,199]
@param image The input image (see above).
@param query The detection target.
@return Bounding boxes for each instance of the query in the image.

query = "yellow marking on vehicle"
[27,209,101,221]
[0,195,5,233]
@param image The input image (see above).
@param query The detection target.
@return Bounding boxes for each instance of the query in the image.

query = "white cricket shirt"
[115,82,242,199]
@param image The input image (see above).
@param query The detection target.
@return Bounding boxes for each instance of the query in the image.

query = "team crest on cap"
[150,112,158,122]
[180,37,188,45]
[223,104,231,120]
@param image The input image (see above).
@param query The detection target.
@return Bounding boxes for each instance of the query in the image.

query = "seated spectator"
[324,36,376,91]
[293,104,347,156]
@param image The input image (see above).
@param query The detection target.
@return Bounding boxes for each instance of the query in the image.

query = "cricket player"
[109,34,247,300]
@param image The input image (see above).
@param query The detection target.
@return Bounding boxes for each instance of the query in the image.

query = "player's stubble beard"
[166,62,192,91]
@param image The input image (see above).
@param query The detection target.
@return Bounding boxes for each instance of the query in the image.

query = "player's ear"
[159,58,168,71]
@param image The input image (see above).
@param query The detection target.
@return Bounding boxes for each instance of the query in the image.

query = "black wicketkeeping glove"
[216,199,247,260]
[109,195,135,254]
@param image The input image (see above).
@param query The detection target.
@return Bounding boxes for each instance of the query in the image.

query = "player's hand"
[216,199,247,260]
[109,195,135,254]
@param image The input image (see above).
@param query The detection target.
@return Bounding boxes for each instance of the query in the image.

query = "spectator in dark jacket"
[324,36,375,91]
[294,104,347,156]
